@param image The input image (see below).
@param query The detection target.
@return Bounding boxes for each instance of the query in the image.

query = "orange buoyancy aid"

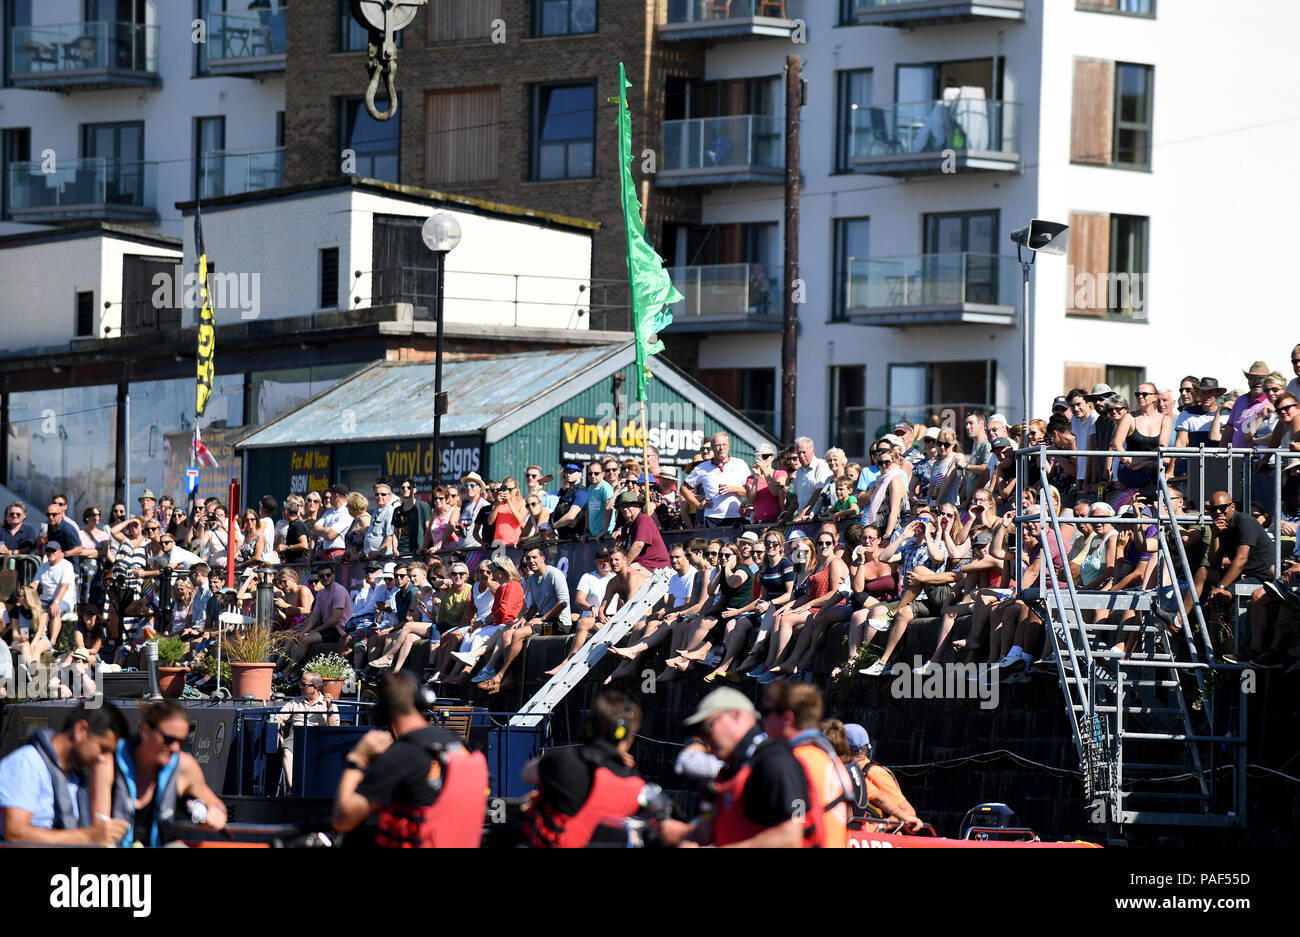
[375,747,489,848]
[524,764,647,848]
[790,730,854,848]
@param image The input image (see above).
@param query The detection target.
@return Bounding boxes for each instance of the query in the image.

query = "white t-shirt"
[35,559,75,605]
[472,581,495,621]
[155,546,203,569]
[1071,410,1099,478]
[685,457,750,519]
[317,505,349,551]
[256,516,277,562]
[668,568,696,609]
[792,458,833,513]
[576,570,614,612]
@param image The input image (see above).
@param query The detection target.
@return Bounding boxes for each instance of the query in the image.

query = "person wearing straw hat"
[1227,361,1274,449]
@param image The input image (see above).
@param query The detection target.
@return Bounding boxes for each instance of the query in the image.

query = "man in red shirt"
[617,492,669,573]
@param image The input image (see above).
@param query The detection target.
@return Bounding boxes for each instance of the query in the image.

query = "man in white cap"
[658,687,810,848]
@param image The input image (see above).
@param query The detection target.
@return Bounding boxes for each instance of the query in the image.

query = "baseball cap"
[615,491,641,507]
[1051,396,1069,411]
[990,437,1014,450]
[893,420,913,435]
[844,723,871,753]
[988,413,1009,427]
[922,426,941,440]
[329,483,349,496]
[682,687,759,728]
[562,462,582,473]
[973,530,994,548]
[880,433,904,449]
[44,541,61,552]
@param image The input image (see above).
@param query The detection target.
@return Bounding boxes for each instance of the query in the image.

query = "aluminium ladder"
[509,568,673,728]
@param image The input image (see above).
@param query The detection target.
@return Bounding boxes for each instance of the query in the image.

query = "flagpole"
[641,398,652,517]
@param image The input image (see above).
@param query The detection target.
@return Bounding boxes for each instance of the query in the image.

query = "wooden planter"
[157,666,188,698]
[230,661,276,700]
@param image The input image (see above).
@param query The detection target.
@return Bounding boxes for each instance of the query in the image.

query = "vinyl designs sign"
[560,415,705,468]
[384,436,482,488]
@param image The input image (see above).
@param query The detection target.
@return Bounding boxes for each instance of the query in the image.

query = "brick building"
[283,0,710,335]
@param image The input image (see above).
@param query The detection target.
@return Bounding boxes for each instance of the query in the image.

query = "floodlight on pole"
[422,212,462,487]
[1011,219,1069,433]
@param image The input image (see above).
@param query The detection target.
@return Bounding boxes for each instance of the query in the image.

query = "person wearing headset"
[521,691,647,848]
[332,671,487,848]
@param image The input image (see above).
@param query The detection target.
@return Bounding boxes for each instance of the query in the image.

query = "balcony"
[662,0,806,41]
[845,253,1019,327]
[851,0,1026,27]
[7,21,159,91]
[200,148,285,199]
[206,7,286,75]
[659,116,784,187]
[666,263,782,332]
[6,158,158,223]
[849,98,1021,176]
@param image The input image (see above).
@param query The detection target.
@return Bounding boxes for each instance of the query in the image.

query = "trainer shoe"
[1221,649,1254,664]
[912,660,941,676]
[859,661,888,677]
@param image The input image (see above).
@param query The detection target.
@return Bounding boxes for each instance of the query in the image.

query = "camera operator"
[332,672,487,848]
[521,691,646,848]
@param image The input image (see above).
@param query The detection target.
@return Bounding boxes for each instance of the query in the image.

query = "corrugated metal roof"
[236,345,625,449]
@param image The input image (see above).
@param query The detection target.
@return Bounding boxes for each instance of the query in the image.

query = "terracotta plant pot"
[157,666,188,699]
[230,661,276,700]
[320,678,343,700]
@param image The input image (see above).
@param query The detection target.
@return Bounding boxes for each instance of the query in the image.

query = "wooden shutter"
[1063,363,1106,396]
[1070,58,1114,165]
[1066,211,1110,317]
[425,86,499,186]
[697,369,740,403]
[1076,0,1117,10]
[428,0,501,43]
[721,79,748,117]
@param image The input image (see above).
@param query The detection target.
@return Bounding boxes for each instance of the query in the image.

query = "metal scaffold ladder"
[1023,446,1250,829]
[509,568,672,728]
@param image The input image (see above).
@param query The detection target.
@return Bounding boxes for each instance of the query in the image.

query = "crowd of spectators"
[3,348,1299,702]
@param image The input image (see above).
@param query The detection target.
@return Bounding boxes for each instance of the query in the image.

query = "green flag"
[617,62,682,402]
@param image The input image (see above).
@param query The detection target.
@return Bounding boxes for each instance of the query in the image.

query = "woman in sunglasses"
[858,448,909,541]
[422,485,461,555]
[830,525,898,679]
[91,700,227,847]
[520,492,552,542]
[487,476,527,548]
[928,428,966,511]
[758,530,848,682]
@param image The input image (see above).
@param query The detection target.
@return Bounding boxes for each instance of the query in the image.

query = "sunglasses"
[1278,403,1297,413]
[939,442,952,449]
[816,539,835,547]
[1209,503,1231,514]
[153,727,186,748]
[861,535,879,543]
[1180,386,1195,393]
[319,571,334,579]
[467,482,481,489]
[707,551,719,558]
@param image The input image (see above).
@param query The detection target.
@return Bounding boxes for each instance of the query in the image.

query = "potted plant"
[154,636,189,698]
[224,624,285,700]
[305,652,350,699]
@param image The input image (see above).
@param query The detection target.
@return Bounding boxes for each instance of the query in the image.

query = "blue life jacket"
[111,737,181,847]
[27,729,90,830]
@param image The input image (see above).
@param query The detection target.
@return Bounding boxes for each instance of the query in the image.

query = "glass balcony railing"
[852,0,1027,25]
[846,253,1019,314]
[200,148,285,199]
[8,21,158,79]
[661,115,784,174]
[668,263,781,322]
[6,158,157,217]
[208,7,287,65]
[848,99,1021,163]
[667,0,802,23]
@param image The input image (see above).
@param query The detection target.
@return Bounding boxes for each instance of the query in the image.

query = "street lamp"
[1010,219,1069,431]
[421,212,462,488]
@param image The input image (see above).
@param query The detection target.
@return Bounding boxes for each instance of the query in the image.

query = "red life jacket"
[712,762,769,847]
[525,764,646,848]
[375,747,489,848]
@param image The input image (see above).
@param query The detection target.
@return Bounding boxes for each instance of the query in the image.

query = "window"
[1,127,31,221]
[737,369,776,436]
[530,82,595,181]
[340,0,402,52]
[924,210,1001,304]
[837,0,860,25]
[830,365,867,460]
[340,97,400,182]
[832,217,869,321]
[83,121,145,206]
[1071,58,1153,169]
[320,247,340,309]
[4,0,33,87]
[76,291,95,337]
[1105,365,1145,403]
[834,69,872,173]
[534,0,597,37]
[195,116,226,199]
[276,111,285,147]
[1066,211,1148,319]
[426,87,500,186]
[1109,214,1148,318]
[1077,0,1154,16]
[1113,63,1153,168]
[888,361,995,428]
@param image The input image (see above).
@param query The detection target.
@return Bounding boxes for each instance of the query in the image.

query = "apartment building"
[0,0,287,240]
[666,0,1299,453]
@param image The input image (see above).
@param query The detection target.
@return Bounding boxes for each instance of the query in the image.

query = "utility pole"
[781,54,801,447]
